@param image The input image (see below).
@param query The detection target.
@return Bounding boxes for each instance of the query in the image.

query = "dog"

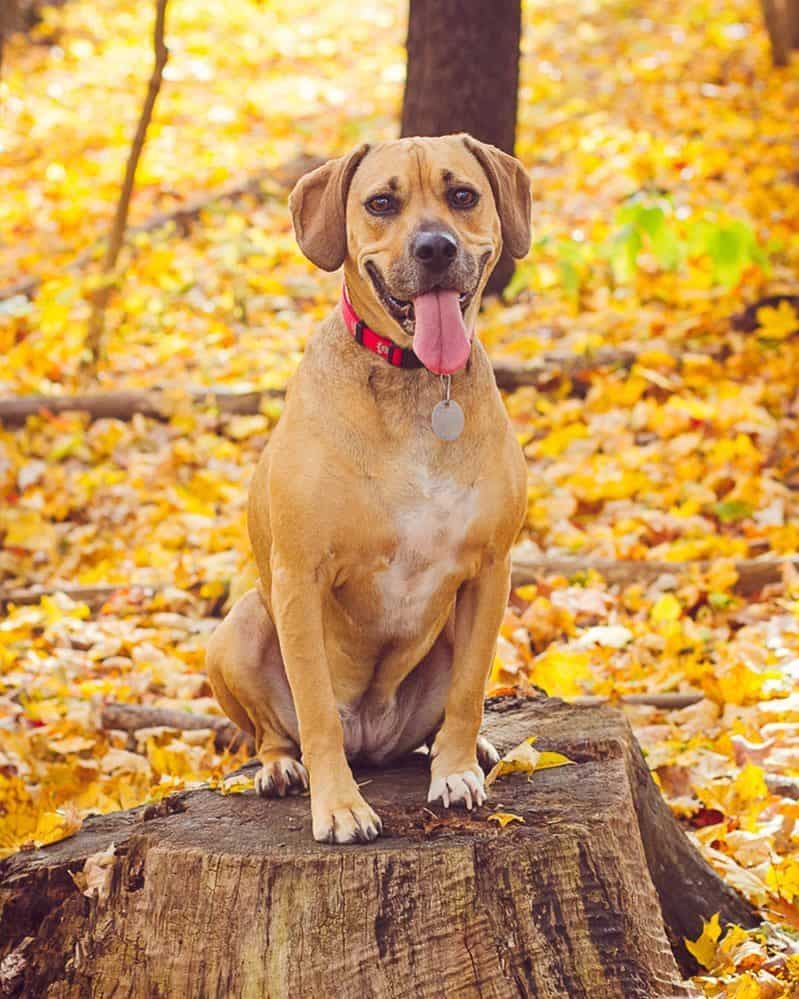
[207,134,531,844]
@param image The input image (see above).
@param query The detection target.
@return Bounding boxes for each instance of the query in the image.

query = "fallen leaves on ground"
[2,0,799,994]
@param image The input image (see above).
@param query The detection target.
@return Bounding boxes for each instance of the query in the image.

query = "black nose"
[411,229,458,272]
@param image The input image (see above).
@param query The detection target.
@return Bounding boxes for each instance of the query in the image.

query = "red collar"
[340,286,423,369]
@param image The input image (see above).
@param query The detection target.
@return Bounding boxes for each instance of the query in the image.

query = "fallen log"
[0,386,282,426]
[0,696,753,997]
[572,692,703,709]
[100,702,251,754]
[0,581,228,615]
[96,692,703,753]
[3,552,795,613]
[512,553,799,597]
[0,341,730,427]
[0,359,615,427]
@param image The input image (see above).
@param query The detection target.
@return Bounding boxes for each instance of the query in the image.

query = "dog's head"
[289,135,531,374]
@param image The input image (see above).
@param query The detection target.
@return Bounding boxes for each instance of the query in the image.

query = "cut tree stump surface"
[0,696,753,998]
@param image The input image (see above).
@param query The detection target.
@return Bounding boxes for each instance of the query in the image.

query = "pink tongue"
[412,290,471,375]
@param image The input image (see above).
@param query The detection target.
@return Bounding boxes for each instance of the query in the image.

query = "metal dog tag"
[432,399,464,441]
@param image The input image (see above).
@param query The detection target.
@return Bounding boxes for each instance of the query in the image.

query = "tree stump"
[0,696,754,998]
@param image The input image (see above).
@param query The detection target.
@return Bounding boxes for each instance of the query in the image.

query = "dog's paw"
[427,765,486,811]
[476,735,500,773]
[255,757,309,798]
[312,796,383,845]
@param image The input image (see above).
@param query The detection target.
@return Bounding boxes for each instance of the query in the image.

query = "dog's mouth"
[365,262,472,336]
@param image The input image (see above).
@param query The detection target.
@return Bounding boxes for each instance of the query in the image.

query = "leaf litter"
[2,0,799,992]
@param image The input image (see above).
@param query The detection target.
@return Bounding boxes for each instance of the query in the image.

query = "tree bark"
[760,0,792,65]
[788,0,799,47]
[0,0,17,79]
[400,0,522,295]
[1,696,753,998]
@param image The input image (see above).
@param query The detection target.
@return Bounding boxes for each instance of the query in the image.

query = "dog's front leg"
[428,556,510,810]
[270,568,382,844]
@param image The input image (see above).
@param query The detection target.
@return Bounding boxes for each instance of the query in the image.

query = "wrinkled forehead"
[349,137,488,199]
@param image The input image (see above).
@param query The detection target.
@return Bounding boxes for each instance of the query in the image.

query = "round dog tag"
[431,399,465,441]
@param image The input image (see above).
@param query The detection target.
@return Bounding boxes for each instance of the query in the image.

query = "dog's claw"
[428,767,487,811]
[476,735,500,773]
[313,799,382,845]
[255,757,309,798]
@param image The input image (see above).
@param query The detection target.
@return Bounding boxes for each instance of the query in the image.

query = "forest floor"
[2,0,799,993]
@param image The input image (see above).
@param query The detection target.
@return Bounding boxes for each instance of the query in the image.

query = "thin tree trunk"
[83,0,169,374]
[400,0,522,295]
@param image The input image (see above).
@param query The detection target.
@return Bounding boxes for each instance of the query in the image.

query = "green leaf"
[503,261,536,302]
[558,258,582,302]
[607,224,642,283]
[708,592,736,610]
[713,500,754,523]
[650,223,682,271]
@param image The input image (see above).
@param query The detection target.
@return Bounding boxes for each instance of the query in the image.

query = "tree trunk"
[400,0,522,295]
[760,0,792,64]
[789,0,799,47]
[0,0,16,78]
[0,696,753,998]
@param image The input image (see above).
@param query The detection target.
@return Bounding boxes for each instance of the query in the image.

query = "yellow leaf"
[1,509,56,553]
[733,763,768,805]
[685,912,722,970]
[727,973,766,999]
[486,737,574,787]
[487,812,525,828]
[755,300,799,340]
[486,737,539,786]
[530,648,591,698]
[33,808,83,849]
[766,858,799,903]
[651,593,681,623]
[220,774,255,795]
[535,751,577,771]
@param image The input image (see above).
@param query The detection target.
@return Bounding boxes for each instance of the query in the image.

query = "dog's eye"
[365,194,398,216]
[448,187,479,210]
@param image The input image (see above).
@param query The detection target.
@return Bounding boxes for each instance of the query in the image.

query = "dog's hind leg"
[206,588,307,797]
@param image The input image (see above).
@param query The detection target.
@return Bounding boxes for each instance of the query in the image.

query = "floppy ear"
[462,136,532,259]
[288,144,371,271]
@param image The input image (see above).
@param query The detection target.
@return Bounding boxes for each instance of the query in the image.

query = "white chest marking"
[375,475,479,635]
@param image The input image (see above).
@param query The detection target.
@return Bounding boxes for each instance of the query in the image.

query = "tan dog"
[207,134,531,844]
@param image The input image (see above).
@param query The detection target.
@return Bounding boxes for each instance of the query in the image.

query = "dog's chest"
[373,473,481,635]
